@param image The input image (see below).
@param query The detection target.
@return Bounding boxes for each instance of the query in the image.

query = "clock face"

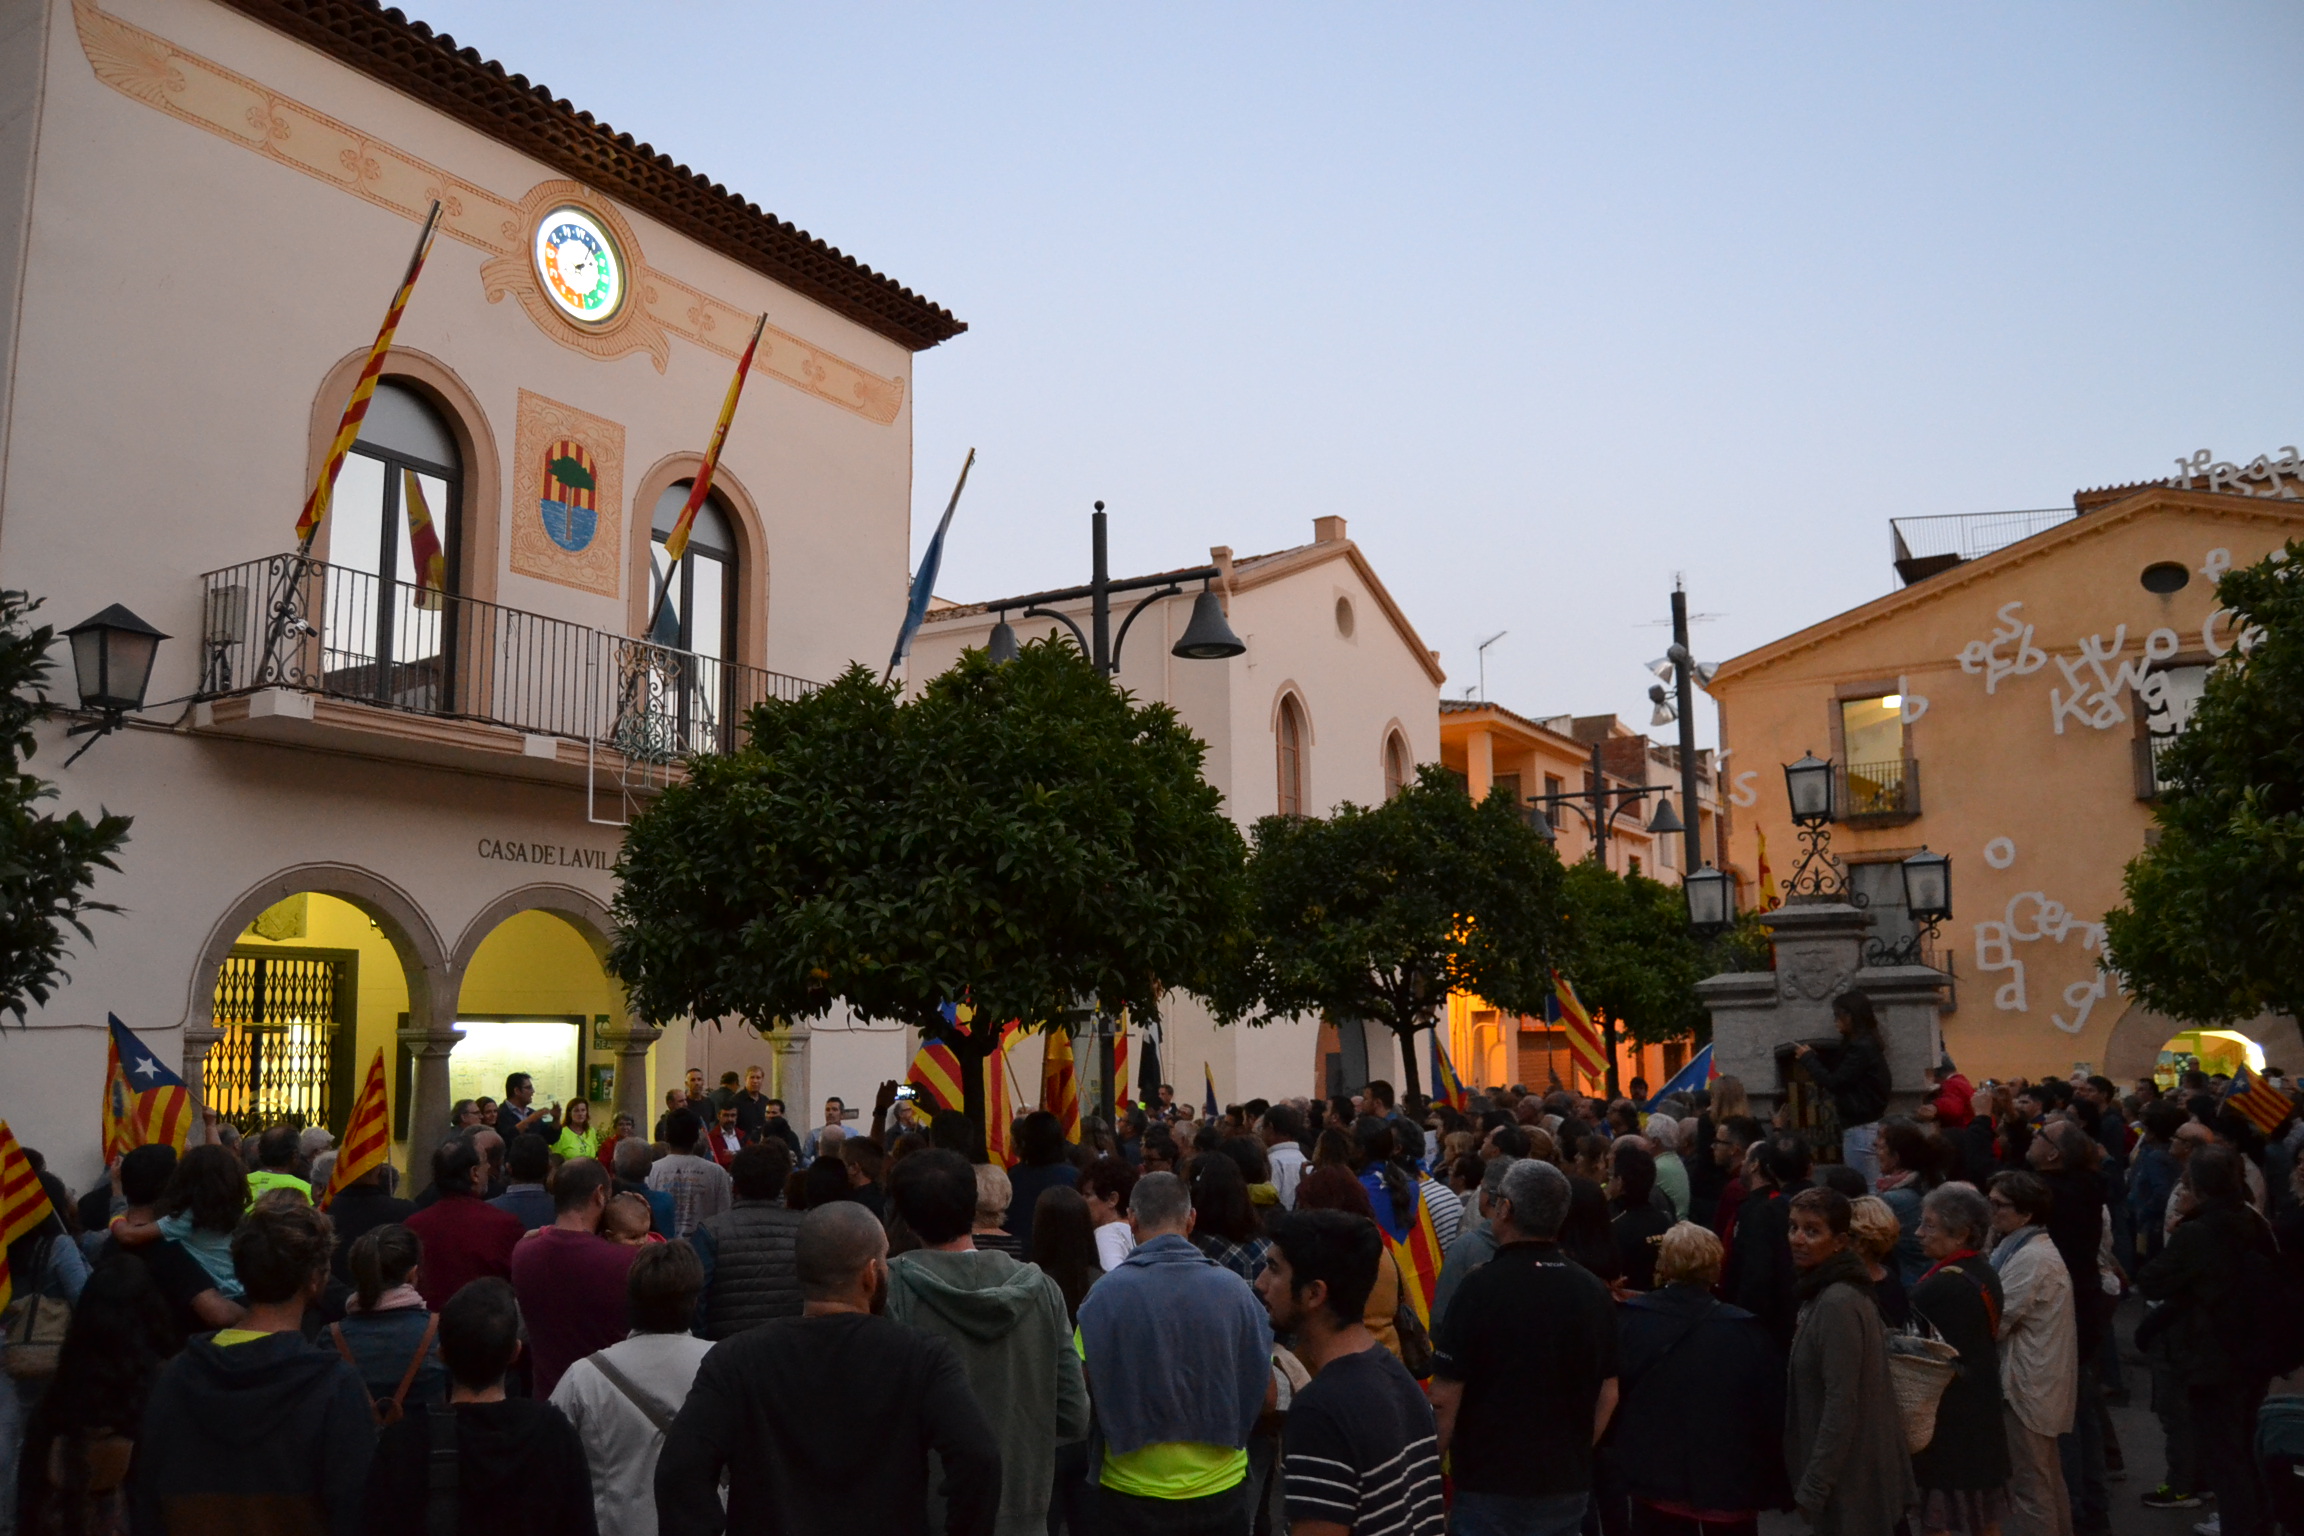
[533,207,624,324]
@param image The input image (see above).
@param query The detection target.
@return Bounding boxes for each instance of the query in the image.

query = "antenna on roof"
[1475,631,1507,703]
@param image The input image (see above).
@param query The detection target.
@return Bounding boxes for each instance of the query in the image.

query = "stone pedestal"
[600,1020,665,1141]
[1696,901,1947,1120]
[770,1027,810,1117]
[398,1021,464,1193]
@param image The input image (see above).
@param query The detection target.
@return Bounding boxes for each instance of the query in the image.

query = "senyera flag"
[295,201,443,547]
[1552,972,1608,1088]
[402,470,447,609]
[985,1025,1020,1168]
[1430,1030,1469,1113]
[659,312,769,567]
[323,1048,391,1207]
[0,1117,60,1311]
[1111,1013,1132,1112]
[906,1036,965,1114]
[105,1013,191,1160]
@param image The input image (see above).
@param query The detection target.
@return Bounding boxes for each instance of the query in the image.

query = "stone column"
[602,1020,665,1139]
[181,1024,225,1142]
[399,1019,463,1194]
[770,1026,810,1121]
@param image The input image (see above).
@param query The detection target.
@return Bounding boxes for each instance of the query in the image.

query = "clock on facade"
[532,206,624,324]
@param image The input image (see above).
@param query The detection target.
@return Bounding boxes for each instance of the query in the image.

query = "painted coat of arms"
[511,390,624,597]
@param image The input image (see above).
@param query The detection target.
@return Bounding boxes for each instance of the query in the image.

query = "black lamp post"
[1778,751,1852,902]
[61,604,169,765]
[1684,864,1735,937]
[979,502,1244,676]
[1864,848,1953,966]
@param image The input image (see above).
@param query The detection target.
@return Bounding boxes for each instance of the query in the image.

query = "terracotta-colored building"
[1705,476,2304,1084]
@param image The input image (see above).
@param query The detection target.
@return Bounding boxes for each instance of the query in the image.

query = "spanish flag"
[104,1014,191,1160]
[660,313,768,565]
[907,1036,966,1115]
[1553,973,1608,1088]
[296,202,442,545]
[1430,1031,1469,1114]
[1043,1028,1081,1144]
[323,1049,391,1208]
[0,1119,59,1312]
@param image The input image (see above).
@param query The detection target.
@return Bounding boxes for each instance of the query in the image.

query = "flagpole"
[883,446,978,682]
[645,312,770,644]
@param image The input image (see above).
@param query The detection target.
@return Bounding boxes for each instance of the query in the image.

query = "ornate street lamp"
[1779,752,1851,903]
[62,604,169,765]
[1783,752,1835,827]
[1865,847,1954,967]
[1684,864,1734,937]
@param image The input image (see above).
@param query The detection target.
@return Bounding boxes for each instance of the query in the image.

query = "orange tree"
[607,639,1247,1130]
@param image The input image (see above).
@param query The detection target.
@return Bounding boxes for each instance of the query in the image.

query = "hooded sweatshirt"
[129,1329,376,1536]
[887,1248,1089,1536]
[362,1398,597,1536]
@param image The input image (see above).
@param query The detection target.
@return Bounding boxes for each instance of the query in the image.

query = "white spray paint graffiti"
[2049,625,2181,734]
[1956,604,2047,694]
[1983,837,2015,869]
[1973,890,2109,1033]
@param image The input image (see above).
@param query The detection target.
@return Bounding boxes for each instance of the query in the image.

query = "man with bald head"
[655,1201,1002,1536]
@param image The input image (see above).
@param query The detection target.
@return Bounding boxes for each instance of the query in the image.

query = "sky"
[412,2,2304,748]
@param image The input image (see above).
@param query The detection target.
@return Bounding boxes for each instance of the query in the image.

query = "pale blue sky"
[414,2,2303,748]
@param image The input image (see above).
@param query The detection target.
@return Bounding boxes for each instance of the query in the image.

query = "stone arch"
[448,881,620,980]
[185,863,451,1040]
[2101,999,2304,1081]
[627,453,771,668]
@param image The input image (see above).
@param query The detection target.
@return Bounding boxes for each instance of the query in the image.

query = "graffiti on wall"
[1973,887,2110,1035]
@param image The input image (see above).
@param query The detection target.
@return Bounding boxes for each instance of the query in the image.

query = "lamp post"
[1519,739,1685,870]
[1684,864,1735,938]
[977,502,1244,676]
[61,604,169,765]
[1863,848,1953,966]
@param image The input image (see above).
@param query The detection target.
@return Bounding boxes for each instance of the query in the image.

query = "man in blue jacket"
[1077,1171,1272,1534]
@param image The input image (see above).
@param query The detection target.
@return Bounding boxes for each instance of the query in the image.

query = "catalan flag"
[295,201,443,546]
[0,1118,59,1312]
[907,1035,966,1115]
[1553,973,1608,1089]
[1043,1027,1081,1144]
[660,313,767,566]
[402,470,446,609]
[322,1048,391,1208]
[2221,1064,2296,1137]
[1430,1031,1469,1113]
[1111,1012,1132,1111]
[986,1026,1019,1167]
[104,1014,191,1160]
[1756,827,1781,912]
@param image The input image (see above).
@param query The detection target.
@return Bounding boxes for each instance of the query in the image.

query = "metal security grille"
[209,953,349,1134]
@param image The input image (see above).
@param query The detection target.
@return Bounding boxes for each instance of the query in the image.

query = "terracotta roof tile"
[216,0,964,351]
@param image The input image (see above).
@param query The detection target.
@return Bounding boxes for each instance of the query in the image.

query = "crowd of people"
[4,991,2303,1536]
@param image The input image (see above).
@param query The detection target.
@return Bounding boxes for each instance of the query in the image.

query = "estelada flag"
[1042,1028,1081,1144]
[0,1118,59,1312]
[907,1036,965,1114]
[1430,1031,1469,1113]
[104,1013,191,1160]
[2222,1064,2296,1137]
[1552,973,1608,1086]
[1368,1174,1446,1328]
[323,1049,391,1208]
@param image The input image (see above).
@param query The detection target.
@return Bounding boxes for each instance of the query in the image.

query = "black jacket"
[1606,1286,1789,1514]
[363,1399,596,1536]
[693,1199,805,1339]
[129,1330,375,1536]
[1796,1035,1891,1128]
[326,1186,416,1288]
[2037,1164,2109,1341]
[656,1312,1001,1536]
[2139,1203,2279,1388]
[1723,1180,1807,1350]
[1909,1257,2009,1492]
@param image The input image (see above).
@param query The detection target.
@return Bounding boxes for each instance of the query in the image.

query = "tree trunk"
[1395,1023,1424,1102]
[1602,1012,1621,1100]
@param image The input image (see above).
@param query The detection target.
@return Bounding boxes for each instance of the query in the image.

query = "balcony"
[1838,757,1921,824]
[192,553,813,785]
[1891,507,2076,586]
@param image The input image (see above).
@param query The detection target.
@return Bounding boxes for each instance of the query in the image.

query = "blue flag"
[887,449,975,674]
[1643,1043,1715,1111]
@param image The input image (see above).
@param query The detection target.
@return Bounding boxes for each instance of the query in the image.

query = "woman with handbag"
[1785,1185,1917,1536]
[1910,1184,2011,1536]
[329,1225,447,1424]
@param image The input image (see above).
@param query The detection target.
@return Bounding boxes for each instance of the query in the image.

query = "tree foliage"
[0,592,133,1024]
[1555,859,1763,1051]
[2104,542,2304,1023]
[608,639,1247,1122]
[1214,766,1565,1099]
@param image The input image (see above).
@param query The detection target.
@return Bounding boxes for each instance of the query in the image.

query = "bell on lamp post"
[1646,794,1684,837]
[66,604,167,715]
[1901,848,1952,924]
[1684,864,1734,936]
[987,615,1020,665]
[1170,587,1245,661]
[1783,752,1835,827]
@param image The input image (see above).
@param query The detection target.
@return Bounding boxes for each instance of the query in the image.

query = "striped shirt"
[1282,1346,1445,1535]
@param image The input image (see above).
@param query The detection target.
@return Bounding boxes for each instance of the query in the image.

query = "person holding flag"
[1430,1032,1470,1114]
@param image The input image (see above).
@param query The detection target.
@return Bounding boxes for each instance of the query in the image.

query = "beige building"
[0,0,960,1183]
[1706,475,2304,1085]
[907,514,1447,1105]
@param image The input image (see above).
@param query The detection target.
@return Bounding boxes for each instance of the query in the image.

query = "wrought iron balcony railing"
[1838,757,1921,821]
[197,553,813,760]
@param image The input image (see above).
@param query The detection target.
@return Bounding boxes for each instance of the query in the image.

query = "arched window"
[323,380,460,709]
[1383,731,1411,800]
[1276,694,1307,817]
[648,481,736,661]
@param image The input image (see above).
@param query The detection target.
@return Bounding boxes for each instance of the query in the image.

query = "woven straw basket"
[1885,1334,1961,1453]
